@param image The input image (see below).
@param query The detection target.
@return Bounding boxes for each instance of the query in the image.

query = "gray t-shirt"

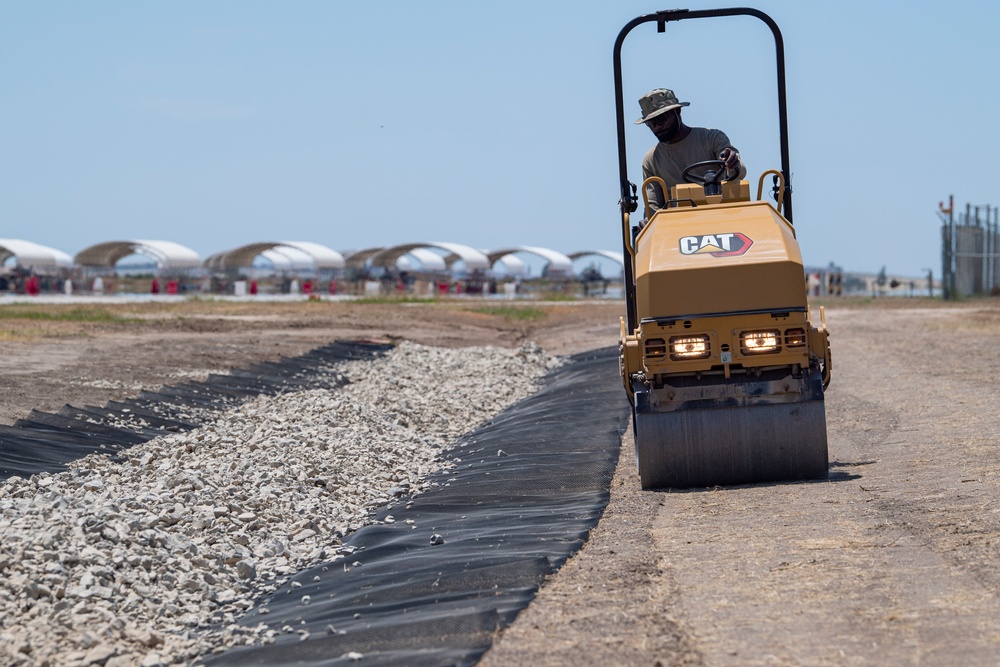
[640,127,745,214]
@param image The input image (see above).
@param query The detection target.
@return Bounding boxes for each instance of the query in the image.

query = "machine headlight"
[669,335,710,360]
[740,330,781,354]
[784,328,807,347]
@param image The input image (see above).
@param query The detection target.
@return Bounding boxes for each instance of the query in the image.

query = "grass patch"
[351,296,439,305]
[536,292,579,302]
[0,307,136,323]
[466,305,547,321]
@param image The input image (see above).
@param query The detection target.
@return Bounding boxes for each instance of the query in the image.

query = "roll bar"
[615,7,792,331]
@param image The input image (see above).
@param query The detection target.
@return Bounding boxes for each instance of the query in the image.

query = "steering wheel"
[681,159,730,185]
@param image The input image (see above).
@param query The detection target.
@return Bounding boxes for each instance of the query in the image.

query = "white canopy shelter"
[74,240,201,269]
[278,241,345,269]
[0,238,74,269]
[258,246,316,271]
[397,247,448,273]
[485,246,574,277]
[568,250,625,268]
[491,254,527,276]
[366,242,491,273]
[203,241,344,272]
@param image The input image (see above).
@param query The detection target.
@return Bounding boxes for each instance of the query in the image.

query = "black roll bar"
[615,7,792,332]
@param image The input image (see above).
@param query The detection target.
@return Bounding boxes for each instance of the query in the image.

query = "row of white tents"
[1,238,624,278]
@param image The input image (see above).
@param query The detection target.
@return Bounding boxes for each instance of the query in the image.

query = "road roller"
[613,8,831,489]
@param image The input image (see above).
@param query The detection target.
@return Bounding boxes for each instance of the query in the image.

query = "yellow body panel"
[638,311,812,377]
[620,186,829,391]
[673,179,750,205]
[635,200,806,319]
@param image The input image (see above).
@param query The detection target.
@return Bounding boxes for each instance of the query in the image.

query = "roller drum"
[633,374,829,489]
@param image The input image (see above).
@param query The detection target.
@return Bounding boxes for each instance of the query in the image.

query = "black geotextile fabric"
[0,340,391,480]
[203,346,629,667]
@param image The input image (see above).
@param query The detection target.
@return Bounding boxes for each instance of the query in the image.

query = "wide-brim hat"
[634,88,690,124]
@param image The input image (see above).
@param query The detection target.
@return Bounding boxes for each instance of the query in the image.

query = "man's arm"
[719,146,747,180]
[708,130,747,180]
[641,153,666,215]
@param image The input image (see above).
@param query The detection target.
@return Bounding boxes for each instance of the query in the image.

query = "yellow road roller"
[614,8,831,489]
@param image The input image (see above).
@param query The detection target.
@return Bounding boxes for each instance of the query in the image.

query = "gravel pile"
[0,341,562,667]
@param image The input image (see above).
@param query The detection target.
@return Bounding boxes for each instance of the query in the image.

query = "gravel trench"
[0,341,562,667]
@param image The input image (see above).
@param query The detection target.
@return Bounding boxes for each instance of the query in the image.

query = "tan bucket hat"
[634,88,690,124]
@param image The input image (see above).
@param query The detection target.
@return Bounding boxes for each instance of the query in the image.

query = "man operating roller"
[636,88,746,216]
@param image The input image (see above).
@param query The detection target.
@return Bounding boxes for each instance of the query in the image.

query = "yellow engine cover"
[634,200,806,319]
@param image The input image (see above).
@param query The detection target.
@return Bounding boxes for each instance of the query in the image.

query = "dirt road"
[483,301,1000,666]
[3,297,999,666]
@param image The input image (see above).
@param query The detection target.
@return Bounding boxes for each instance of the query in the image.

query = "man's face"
[647,109,679,143]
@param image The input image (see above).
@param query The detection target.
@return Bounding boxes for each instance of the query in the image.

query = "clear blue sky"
[2,1,997,277]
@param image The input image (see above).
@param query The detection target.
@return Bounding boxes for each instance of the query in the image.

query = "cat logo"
[678,232,753,258]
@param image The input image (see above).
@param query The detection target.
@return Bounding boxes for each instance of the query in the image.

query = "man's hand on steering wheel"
[719,147,741,177]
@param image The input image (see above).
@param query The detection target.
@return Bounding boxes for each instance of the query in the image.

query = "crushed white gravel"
[0,341,562,667]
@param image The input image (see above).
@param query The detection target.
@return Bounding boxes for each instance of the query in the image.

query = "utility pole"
[939,195,954,300]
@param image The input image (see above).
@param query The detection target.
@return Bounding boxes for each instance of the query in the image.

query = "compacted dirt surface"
[3,296,1000,666]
